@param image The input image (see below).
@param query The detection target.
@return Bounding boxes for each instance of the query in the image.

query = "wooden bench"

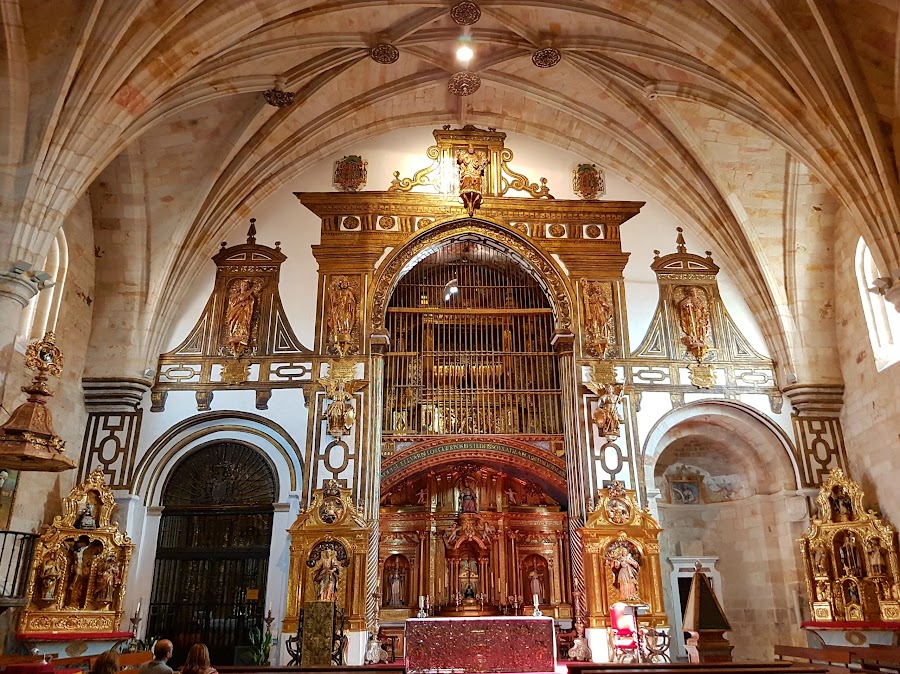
[216,667,406,674]
[775,645,854,669]
[849,646,900,672]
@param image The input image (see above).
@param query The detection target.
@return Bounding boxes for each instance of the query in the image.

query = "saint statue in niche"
[812,545,829,575]
[66,539,91,608]
[327,276,358,353]
[76,500,97,529]
[225,278,261,356]
[385,562,405,606]
[313,548,341,602]
[676,286,711,360]
[39,553,62,602]
[459,486,477,513]
[93,551,121,604]
[868,543,888,575]
[828,485,853,522]
[840,533,863,576]
[456,144,488,195]
[606,544,641,602]
[582,281,613,356]
[527,558,546,603]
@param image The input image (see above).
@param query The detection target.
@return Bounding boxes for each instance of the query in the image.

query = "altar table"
[405,616,556,674]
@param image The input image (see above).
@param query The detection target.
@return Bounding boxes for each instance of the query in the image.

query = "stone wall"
[658,493,808,660]
[835,216,900,523]
[3,194,95,531]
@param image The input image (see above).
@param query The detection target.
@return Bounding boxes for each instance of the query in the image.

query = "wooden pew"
[774,644,854,669]
[848,646,900,672]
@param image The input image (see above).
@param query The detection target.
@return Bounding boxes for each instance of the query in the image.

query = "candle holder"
[507,595,522,616]
[264,608,275,635]
[532,601,543,618]
[129,610,142,640]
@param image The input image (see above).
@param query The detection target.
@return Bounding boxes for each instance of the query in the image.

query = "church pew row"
[775,644,900,671]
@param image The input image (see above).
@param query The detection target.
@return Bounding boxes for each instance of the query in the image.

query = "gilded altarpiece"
[297,126,644,611]
[150,222,313,413]
[19,470,133,634]
[284,481,369,633]
[579,482,666,631]
[800,469,900,622]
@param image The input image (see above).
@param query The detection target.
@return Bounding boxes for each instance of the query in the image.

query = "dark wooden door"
[147,443,276,667]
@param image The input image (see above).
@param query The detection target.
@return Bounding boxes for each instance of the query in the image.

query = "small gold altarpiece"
[800,469,899,622]
[579,481,667,630]
[283,480,369,633]
[20,469,133,633]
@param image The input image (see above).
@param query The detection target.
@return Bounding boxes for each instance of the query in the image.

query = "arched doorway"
[147,442,277,666]
[645,402,806,660]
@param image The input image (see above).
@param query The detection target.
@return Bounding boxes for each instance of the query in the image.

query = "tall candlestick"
[419,595,424,609]
[533,593,539,606]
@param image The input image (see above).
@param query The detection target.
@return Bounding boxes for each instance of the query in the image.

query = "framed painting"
[669,478,701,505]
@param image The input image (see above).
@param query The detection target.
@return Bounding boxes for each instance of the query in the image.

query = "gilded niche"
[20,469,133,635]
[674,284,711,363]
[224,278,263,357]
[326,275,360,358]
[800,469,900,622]
[456,143,489,216]
[581,280,615,359]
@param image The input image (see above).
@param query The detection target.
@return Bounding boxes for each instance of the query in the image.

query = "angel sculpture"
[585,379,626,440]
[318,366,367,439]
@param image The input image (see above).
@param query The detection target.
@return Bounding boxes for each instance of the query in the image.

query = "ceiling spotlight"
[456,44,474,64]
[443,278,460,301]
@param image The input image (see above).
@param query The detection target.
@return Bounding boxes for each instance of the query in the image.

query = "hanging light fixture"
[443,278,460,301]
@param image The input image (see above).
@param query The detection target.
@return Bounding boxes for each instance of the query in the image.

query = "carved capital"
[782,384,844,415]
[0,263,49,308]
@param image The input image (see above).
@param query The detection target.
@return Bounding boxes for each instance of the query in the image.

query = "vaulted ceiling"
[2,0,898,375]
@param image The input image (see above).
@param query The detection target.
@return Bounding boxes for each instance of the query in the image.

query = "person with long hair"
[89,651,119,674]
[181,644,218,674]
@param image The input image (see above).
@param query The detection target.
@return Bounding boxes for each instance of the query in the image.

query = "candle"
[267,602,272,615]
[136,598,142,615]
[533,593,539,606]
[419,595,424,609]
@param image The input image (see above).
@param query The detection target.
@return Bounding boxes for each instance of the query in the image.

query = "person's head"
[183,644,211,673]
[153,639,173,661]
[91,651,119,674]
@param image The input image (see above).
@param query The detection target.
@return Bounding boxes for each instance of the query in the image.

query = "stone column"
[0,264,50,399]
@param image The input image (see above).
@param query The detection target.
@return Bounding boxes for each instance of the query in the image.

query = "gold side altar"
[283,480,370,633]
[800,468,900,622]
[19,469,133,634]
[580,481,667,630]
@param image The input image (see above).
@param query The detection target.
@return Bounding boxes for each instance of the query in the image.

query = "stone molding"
[782,383,844,415]
[0,264,50,308]
[82,377,152,412]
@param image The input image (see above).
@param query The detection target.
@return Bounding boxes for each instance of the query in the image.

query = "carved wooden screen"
[147,443,276,666]
[383,240,562,436]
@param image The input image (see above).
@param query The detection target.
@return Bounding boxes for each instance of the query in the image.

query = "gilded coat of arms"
[573,163,604,200]
[333,155,368,192]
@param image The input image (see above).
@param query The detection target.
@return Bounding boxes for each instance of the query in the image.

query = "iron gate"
[146,443,276,667]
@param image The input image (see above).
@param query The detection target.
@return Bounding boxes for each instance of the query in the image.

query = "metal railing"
[0,531,38,607]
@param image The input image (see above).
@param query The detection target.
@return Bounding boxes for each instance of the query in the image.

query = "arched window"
[855,237,900,370]
[18,228,68,341]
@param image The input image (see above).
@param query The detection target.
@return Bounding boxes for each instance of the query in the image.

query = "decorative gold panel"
[19,469,133,636]
[579,481,666,630]
[151,221,313,412]
[800,469,900,623]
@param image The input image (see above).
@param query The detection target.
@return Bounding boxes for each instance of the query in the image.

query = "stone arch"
[641,399,800,495]
[370,216,577,337]
[133,411,301,506]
